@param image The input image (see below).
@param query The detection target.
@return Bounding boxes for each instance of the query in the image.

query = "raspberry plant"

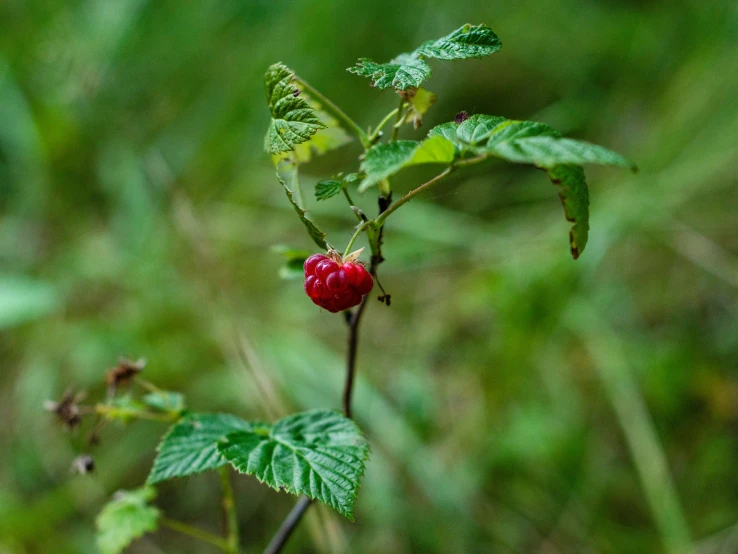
[48,23,633,554]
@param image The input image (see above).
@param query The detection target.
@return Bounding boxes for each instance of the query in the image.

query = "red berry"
[303,251,374,312]
[315,259,339,280]
[304,275,317,296]
[304,254,326,276]
[326,269,349,292]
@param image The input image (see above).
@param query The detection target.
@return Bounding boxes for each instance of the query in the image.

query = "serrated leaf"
[489,135,634,169]
[402,87,437,128]
[349,24,501,91]
[546,165,590,259]
[408,134,456,164]
[142,391,185,415]
[348,54,431,91]
[315,179,343,201]
[343,173,362,185]
[277,173,329,250]
[427,121,460,144]
[359,135,455,192]
[264,63,326,155]
[485,120,560,147]
[416,24,502,60]
[147,413,254,484]
[279,93,352,166]
[457,114,508,145]
[218,409,370,520]
[96,487,160,554]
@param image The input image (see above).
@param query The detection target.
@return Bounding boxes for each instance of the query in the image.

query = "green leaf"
[147,413,254,484]
[348,24,501,91]
[427,121,460,144]
[105,395,148,424]
[478,119,633,169]
[425,114,632,258]
[546,165,590,259]
[490,135,635,169]
[315,179,343,201]
[360,141,419,190]
[96,487,160,554]
[264,63,326,155]
[271,245,311,280]
[348,54,431,91]
[456,114,508,146]
[359,135,455,192]
[402,87,437,128]
[416,24,502,60]
[427,115,510,152]
[273,92,352,166]
[218,409,370,520]
[484,120,560,147]
[409,135,456,163]
[277,173,329,250]
[142,391,186,414]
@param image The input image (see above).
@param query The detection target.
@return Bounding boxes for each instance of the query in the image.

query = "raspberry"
[303,250,374,313]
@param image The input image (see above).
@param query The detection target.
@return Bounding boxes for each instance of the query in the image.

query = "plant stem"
[455,153,489,167]
[375,166,455,226]
[262,496,313,554]
[342,188,366,222]
[342,279,372,418]
[264,198,388,554]
[343,195,388,416]
[291,164,306,212]
[368,107,400,143]
[160,517,230,551]
[219,467,240,554]
[390,99,406,142]
[134,377,163,394]
[93,404,177,423]
[344,220,374,256]
[294,76,369,147]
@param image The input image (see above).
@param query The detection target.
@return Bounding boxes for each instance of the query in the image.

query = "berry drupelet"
[304,250,374,313]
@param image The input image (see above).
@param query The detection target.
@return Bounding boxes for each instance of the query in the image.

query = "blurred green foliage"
[1,0,737,553]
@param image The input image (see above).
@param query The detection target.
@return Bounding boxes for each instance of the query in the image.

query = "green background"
[1,0,737,552]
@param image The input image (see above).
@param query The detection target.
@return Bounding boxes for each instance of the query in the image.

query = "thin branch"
[262,496,313,554]
[375,167,455,226]
[342,188,366,222]
[342,276,372,418]
[390,98,406,142]
[344,220,374,256]
[368,107,401,143]
[455,153,489,167]
[93,404,177,423]
[219,467,240,554]
[160,517,230,551]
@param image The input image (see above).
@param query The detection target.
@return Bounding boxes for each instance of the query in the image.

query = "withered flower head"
[454,111,470,124]
[44,390,86,430]
[106,357,146,392]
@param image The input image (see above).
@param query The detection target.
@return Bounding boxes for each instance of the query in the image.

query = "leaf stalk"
[160,517,231,551]
[294,76,370,147]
